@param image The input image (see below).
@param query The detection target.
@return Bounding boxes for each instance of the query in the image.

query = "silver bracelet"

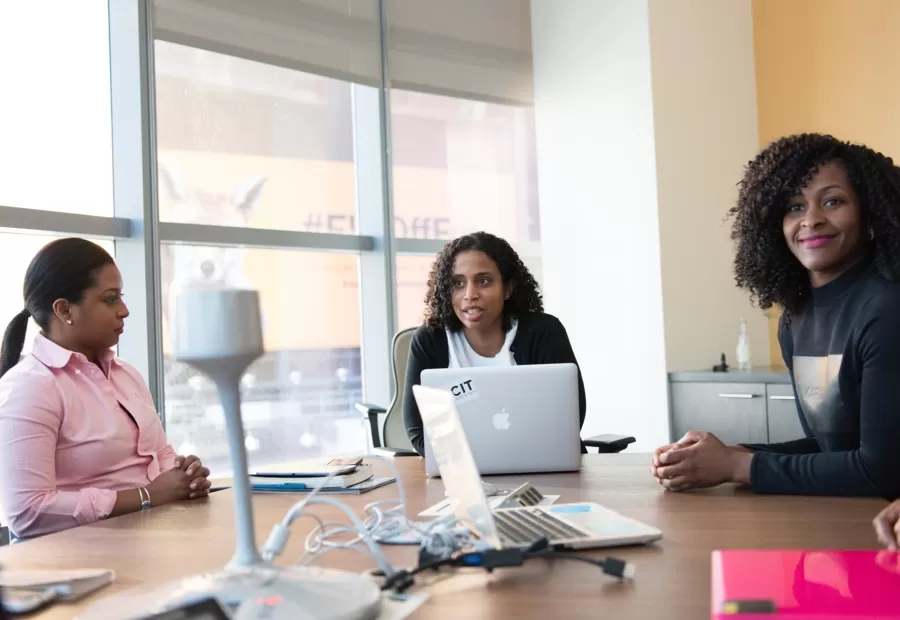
[138,487,152,511]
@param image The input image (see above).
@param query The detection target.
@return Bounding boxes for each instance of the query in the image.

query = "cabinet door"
[669,382,768,445]
[766,383,807,443]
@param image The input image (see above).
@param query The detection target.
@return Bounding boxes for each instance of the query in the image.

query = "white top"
[446,320,519,369]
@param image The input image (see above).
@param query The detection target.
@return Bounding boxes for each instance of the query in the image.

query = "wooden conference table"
[0,454,886,619]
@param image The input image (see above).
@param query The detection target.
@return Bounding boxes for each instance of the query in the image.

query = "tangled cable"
[259,454,469,579]
[256,454,635,596]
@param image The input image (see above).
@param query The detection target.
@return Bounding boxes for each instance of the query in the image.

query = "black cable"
[409,557,454,577]
[380,558,451,592]
[528,550,607,567]
[526,550,635,579]
[381,538,635,592]
[380,554,462,591]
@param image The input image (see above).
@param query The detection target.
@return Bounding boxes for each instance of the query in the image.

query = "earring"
[66,319,73,325]
[870,228,875,240]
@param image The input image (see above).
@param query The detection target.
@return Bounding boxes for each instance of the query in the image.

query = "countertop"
[668,366,790,384]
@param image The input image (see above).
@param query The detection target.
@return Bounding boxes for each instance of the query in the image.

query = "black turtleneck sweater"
[742,257,900,499]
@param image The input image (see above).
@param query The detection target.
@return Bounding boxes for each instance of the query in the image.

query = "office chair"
[355,328,419,456]
[356,327,636,455]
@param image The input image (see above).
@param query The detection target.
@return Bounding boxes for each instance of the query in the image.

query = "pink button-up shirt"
[0,334,176,539]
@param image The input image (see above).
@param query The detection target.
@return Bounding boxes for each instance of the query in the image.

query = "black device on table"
[138,596,232,619]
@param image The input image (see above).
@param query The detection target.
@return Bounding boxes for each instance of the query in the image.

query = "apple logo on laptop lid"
[492,408,511,431]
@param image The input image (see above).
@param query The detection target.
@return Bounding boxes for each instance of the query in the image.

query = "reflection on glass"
[161,247,365,475]
[154,41,357,233]
[390,90,540,244]
[789,551,900,615]
[154,39,368,474]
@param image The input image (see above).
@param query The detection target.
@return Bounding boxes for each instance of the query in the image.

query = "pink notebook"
[711,549,900,619]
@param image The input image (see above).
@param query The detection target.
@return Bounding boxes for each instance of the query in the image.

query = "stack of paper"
[0,568,114,600]
[249,458,396,494]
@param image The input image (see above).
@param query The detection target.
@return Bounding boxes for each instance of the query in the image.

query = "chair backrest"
[382,327,416,451]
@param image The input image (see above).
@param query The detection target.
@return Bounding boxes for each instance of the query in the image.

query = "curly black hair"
[729,133,900,314]
[423,231,543,331]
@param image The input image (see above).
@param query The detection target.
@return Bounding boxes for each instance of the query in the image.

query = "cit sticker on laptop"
[446,378,478,404]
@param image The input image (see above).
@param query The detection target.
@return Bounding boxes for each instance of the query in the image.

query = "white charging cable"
[303,501,460,555]
[260,453,439,577]
[266,494,397,576]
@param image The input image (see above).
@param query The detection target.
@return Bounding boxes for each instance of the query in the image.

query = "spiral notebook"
[711,549,900,618]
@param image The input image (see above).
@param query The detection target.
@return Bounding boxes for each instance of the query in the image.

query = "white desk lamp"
[79,289,381,620]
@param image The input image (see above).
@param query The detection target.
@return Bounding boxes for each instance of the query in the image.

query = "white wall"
[649,0,768,373]
[530,0,765,450]
[530,0,669,450]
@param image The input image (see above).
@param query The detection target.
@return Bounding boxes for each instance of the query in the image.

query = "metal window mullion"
[352,0,399,429]
[0,206,131,238]
[395,238,446,255]
[157,222,375,253]
[108,0,166,418]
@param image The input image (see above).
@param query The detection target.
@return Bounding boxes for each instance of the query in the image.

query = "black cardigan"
[402,312,587,456]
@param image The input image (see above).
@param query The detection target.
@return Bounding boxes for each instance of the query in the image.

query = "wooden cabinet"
[668,372,802,444]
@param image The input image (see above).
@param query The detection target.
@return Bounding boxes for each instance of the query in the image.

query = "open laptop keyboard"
[494,507,590,546]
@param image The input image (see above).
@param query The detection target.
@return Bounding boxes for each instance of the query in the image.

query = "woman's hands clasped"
[651,431,753,491]
[145,454,212,505]
[875,500,900,550]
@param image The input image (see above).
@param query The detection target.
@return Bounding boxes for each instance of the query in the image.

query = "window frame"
[0,0,540,437]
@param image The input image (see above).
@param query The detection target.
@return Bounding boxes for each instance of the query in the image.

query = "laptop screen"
[412,384,501,548]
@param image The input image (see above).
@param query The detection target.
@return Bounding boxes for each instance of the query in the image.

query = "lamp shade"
[173,288,264,375]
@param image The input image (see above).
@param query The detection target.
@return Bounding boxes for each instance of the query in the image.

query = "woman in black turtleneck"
[651,133,900,499]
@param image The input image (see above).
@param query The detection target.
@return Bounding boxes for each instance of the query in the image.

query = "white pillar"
[531,0,766,450]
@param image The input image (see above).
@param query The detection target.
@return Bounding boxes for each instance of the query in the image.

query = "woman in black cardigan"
[403,231,586,455]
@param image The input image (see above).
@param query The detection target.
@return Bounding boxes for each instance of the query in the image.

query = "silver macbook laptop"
[420,363,581,477]
[412,384,662,550]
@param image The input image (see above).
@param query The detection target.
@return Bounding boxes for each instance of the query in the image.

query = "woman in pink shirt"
[0,238,211,540]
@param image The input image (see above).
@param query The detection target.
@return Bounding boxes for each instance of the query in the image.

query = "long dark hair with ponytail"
[0,238,115,379]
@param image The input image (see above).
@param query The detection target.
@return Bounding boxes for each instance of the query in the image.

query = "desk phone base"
[76,565,382,620]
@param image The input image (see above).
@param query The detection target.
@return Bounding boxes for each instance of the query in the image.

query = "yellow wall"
[649,0,769,373]
[752,0,900,366]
